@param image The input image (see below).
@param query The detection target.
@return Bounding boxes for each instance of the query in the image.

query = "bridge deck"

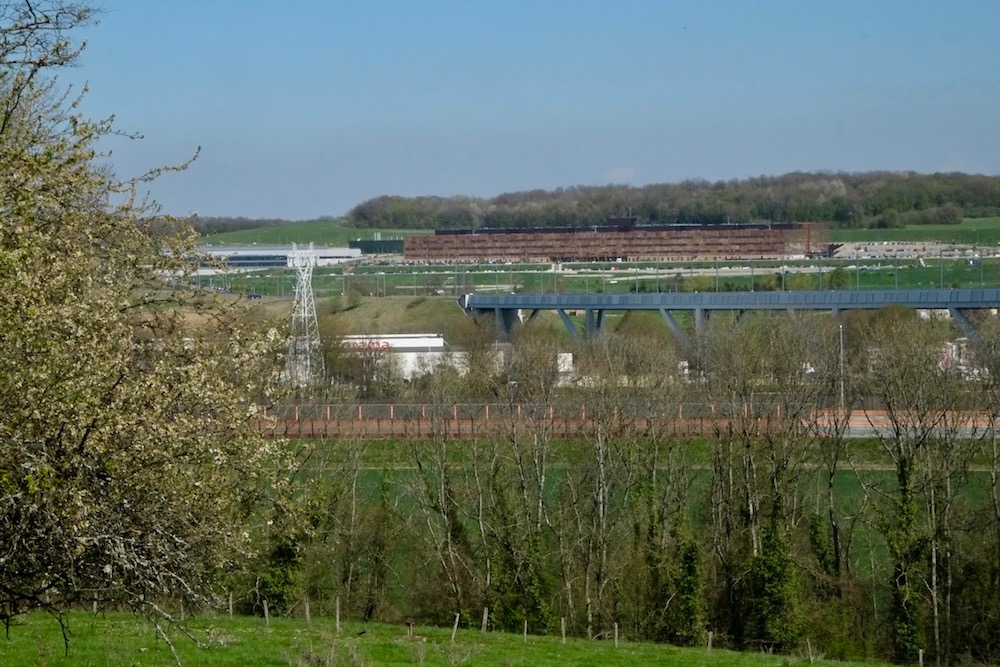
[461,288,1000,312]
[459,288,1000,344]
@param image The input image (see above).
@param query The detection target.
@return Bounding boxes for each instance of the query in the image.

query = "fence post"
[451,612,460,643]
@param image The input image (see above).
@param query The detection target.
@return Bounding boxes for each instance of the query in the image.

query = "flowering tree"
[0,1,285,652]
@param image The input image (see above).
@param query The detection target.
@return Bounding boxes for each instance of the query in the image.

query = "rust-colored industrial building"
[403,220,826,263]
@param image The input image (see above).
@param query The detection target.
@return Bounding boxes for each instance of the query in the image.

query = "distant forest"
[344,171,1000,230]
[188,215,338,235]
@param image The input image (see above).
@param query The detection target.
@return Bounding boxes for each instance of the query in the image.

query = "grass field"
[198,217,1000,248]
[0,612,883,667]
[199,252,1000,306]
[319,295,477,340]
[828,217,1000,244]
[199,221,431,246]
[188,216,1000,300]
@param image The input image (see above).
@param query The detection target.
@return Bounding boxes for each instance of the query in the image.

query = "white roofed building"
[195,245,361,274]
[340,333,455,381]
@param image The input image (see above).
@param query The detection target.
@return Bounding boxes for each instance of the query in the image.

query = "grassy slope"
[828,217,1000,244]
[320,296,471,339]
[199,221,430,246]
[241,296,470,337]
[1,613,880,667]
[317,295,571,343]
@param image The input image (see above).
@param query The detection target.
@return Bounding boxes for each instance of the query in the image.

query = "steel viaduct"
[458,288,1000,351]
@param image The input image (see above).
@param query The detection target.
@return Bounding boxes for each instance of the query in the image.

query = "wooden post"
[305,597,311,626]
[336,596,341,634]
[707,630,713,653]
[92,591,97,614]
[614,622,619,648]
[919,649,924,667]
[228,592,233,619]
[523,619,528,642]
[561,617,566,644]
[451,612,460,643]
[480,606,488,634]
[263,599,270,626]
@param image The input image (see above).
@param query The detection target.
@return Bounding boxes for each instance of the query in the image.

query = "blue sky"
[65,0,1000,219]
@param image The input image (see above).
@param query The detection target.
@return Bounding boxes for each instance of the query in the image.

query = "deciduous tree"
[0,1,286,652]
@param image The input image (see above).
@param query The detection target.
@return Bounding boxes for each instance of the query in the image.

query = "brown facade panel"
[404,224,826,263]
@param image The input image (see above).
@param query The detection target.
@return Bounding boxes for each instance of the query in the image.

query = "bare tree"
[551,330,682,638]
[473,327,563,631]
[857,308,975,664]
[700,312,826,650]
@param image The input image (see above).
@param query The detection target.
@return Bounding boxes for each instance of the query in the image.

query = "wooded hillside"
[344,172,1000,230]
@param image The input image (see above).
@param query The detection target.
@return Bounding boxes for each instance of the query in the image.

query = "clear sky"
[64,0,1000,220]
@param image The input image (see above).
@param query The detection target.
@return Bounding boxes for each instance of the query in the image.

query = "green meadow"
[827,217,1000,245]
[199,221,430,247]
[198,217,1000,248]
[0,612,885,667]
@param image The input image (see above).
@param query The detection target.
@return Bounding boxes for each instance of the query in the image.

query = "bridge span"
[459,288,1000,349]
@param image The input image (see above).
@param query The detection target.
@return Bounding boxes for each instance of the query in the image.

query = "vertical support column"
[583,309,606,337]
[694,307,708,339]
[494,307,520,341]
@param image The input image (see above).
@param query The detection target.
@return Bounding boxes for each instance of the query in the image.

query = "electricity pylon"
[286,243,324,387]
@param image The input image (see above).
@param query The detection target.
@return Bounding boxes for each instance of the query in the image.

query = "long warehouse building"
[404,220,826,263]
